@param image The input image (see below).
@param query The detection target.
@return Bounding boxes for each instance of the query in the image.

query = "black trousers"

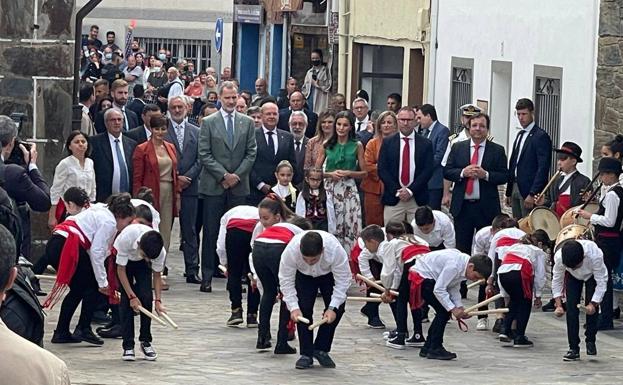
[253,242,290,344]
[226,228,259,312]
[179,194,200,276]
[421,278,451,350]
[499,270,532,337]
[595,236,621,327]
[428,188,443,211]
[295,271,345,357]
[119,260,153,350]
[361,260,382,319]
[310,218,328,231]
[201,192,246,285]
[455,200,496,256]
[395,260,422,335]
[565,273,598,350]
[46,234,98,334]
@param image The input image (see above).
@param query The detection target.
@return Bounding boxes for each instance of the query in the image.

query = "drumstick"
[467,308,509,316]
[296,316,310,324]
[466,279,485,289]
[347,296,384,302]
[308,318,328,330]
[218,264,228,274]
[464,293,504,313]
[160,312,179,329]
[35,274,57,281]
[137,306,167,326]
[356,274,399,296]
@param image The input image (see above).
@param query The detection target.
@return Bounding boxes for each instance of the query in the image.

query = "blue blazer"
[426,121,450,190]
[378,132,434,206]
[506,125,552,198]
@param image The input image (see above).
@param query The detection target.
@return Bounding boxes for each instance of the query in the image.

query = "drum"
[554,224,592,252]
[518,217,531,234]
[528,207,561,241]
[559,203,599,228]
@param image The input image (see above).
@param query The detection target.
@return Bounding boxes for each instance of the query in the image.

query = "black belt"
[464,199,480,203]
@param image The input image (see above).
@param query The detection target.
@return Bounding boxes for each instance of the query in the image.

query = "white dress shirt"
[142,125,152,141]
[412,210,455,248]
[558,170,577,195]
[355,116,369,132]
[50,155,96,204]
[379,236,429,290]
[411,249,470,311]
[130,198,160,229]
[294,189,337,234]
[358,235,387,280]
[114,223,166,273]
[551,240,608,303]
[108,133,128,194]
[488,227,526,263]
[219,108,236,134]
[279,231,351,311]
[216,205,258,265]
[472,226,492,255]
[262,126,279,155]
[513,121,535,176]
[271,184,291,200]
[497,243,547,298]
[589,183,620,227]
[398,130,416,188]
[248,222,305,278]
[171,119,185,146]
[460,139,489,200]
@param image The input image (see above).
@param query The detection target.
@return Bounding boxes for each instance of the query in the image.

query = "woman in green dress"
[316,111,367,254]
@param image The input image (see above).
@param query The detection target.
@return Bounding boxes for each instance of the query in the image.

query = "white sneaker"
[122,349,136,361]
[476,318,488,331]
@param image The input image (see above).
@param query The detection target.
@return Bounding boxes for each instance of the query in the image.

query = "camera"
[6,113,31,167]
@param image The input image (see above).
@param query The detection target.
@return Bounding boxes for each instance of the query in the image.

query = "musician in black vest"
[539,142,591,217]
[577,157,623,330]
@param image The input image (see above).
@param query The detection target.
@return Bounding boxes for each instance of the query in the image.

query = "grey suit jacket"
[198,110,257,197]
[165,120,202,196]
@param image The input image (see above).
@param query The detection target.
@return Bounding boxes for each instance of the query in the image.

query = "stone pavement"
[40,227,623,385]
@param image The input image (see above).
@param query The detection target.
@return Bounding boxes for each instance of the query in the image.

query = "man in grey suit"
[417,104,449,210]
[198,81,257,292]
[164,96,202,284]
[289,110,309,186]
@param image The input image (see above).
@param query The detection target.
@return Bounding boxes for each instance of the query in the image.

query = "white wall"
[432,0,600,173]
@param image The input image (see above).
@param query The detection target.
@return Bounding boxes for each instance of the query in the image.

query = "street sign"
[215,18,223,54]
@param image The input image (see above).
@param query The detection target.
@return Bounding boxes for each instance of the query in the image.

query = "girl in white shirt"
[272,160,297,212]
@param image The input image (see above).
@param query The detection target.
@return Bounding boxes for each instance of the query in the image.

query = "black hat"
[555,141,583,163]
[598,157,622,175]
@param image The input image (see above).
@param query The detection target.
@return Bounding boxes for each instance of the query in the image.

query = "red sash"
[107,248,120,305]
[555,194,571,217]
[257,226,295,243]
[43,220,91,309]
[349,241,363,280]
[496,236,519,248]
[227,218,259,233]
[401,244,431,263]
[54,200,66,222]
[407,270,425,310]
[502,253,533,299]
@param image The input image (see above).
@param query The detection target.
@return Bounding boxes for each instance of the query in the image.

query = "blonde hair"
[275,160,294,174]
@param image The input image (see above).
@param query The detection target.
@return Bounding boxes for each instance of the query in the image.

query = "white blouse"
[50,155,96,204]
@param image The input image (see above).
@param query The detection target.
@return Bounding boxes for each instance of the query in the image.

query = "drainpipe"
[337,0,348,96]
[427,0,439,104]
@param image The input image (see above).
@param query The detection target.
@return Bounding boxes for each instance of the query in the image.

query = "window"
[449,60,473,134]
[534,76,561,174]
[137,37,212,73]
[358,44,404,111]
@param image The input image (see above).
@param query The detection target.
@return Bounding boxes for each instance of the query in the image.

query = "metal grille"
[535,77,561,175]
[450,67,472,134]
[137,37,212,73]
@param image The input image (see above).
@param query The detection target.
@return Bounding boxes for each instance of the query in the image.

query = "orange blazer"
[132,140,180,216]
[360,136,384,195]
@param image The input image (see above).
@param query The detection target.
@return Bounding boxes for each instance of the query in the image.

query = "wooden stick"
[218,264,228,274]
[35,274,57,281]
[160,312,179,329]
[347,296,384,302]
[137,306,167,326]
[464,293,504,313]
[247,272,253,280]
[296,316,310,324]
[308,318,328,330]
[356,274,399,296]
[375,280,383,285]
[466,279,485,289]
[467,308,509,316]
[369,292,382,298]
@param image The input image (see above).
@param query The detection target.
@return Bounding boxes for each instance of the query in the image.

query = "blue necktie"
[226,114,234,146]
[115,139,129,192]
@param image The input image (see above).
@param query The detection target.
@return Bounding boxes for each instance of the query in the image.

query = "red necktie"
[401,137,410,186]
[465,143,480,195]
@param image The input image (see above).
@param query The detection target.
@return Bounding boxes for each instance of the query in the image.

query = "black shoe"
[419,348,428,357]
[295,355,314,369]
[586,341,597,356]
[313,350,336,368]
[98,324,122,339]
[513,335,534,348]
[360,304,372,319]
[426,347,457,360]
[563,349,580,361]
[614,307,621,320]
[367,316,385,329]
[213,271,226,279]
[227,308,244,326]
[140,341,158,361]
[386,332,406,350]
[92,310,112,325]
[256,336,272,351]
[96,321,116,333]
[274,343,297,354]
[541,299,556,312]
[492,318,503,334]
[246,313,258,328]
[186,274,201,284]
[406,332,426,347]
[73,328,104,346]
[383,329,398,340]
[199,283,212,293]
[51,330,81,344]
[35,290,47,297]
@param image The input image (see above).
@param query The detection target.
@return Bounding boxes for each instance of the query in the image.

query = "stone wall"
[0,0,75,257]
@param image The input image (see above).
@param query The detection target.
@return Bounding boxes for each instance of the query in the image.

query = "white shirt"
[130,199,160,230]
[551,240,608,303]
[589,183,620,227]
[219,108,236,133]
[168,77,184,98]
[50,155,96,204]
[294,190,336,234]
[271,184,291,200]
[248,222,305,278]
[380,236,429,289]
[472,226,492,255]
[171,119,185,143]
[108,133,128,194]
[497,243,547,298]
[216,205,258,265]
[412,210,455,248]
[411,249,469,311]
[141,125,152,140]
[262,126,279,155]
[441,129,470,167]
[114,223,166,273]
[355,116,369,132]
[358,235,386,280]
[398,130,416,188]
[513,121,535,175]
[558,170,577,195]
[488,227,526,263]
[279,231,351,311]
[460,139,489,200]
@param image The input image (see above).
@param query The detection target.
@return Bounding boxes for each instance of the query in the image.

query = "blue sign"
[215,18,224,53]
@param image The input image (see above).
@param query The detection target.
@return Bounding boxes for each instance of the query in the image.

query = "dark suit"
[89,132,137,202]
[444,139,508,253]
[248,127,299,206]
[94,107,139,134]
[165,120,202,276]
[356,130,374,148]
[277,108,318,138]
[506,125,552,217]
[126,98,146,126]
[124,125,149,144]
[425,122,450,209]
[293,136,308,187]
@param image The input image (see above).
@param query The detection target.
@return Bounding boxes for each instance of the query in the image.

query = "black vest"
[595,185,623,236]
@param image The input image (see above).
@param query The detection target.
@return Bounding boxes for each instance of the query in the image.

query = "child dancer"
[272,160,298,212]
[412,206,455,250]
[295,167,336,232]
[357,225,386,329]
